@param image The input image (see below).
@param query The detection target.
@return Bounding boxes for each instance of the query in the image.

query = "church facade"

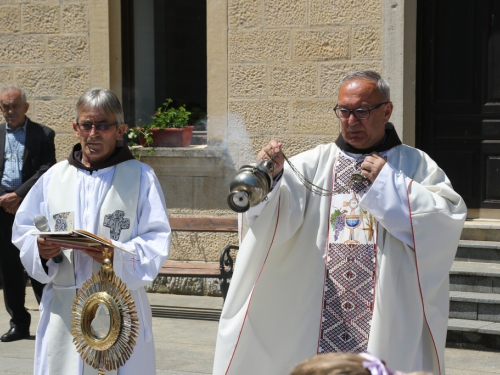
[0,0,497,295]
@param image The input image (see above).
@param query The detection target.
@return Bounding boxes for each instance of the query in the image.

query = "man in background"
[0,85,56,342]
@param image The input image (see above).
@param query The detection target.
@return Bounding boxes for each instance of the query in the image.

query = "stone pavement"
[1,287,499,374]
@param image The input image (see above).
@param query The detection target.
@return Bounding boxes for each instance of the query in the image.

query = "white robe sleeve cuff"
[359,162,414,248]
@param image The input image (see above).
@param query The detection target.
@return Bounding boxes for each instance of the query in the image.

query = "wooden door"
[416,0,500,209]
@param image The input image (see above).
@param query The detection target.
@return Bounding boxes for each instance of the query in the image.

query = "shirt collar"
[6,117,28,132]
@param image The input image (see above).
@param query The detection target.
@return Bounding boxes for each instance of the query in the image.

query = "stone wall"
[133,147,239,267]
[0,0,110,162]
[224,0,384,168]
[0,1,391,296]
[157,0,386,295]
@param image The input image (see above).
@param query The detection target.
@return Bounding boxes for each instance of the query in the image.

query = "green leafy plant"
[149,98,191,129]
[128,98,191,147]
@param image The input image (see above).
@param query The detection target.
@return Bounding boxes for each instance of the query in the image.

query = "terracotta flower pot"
[139,126,194,147]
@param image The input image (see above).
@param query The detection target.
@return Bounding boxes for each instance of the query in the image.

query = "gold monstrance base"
[71,249,139,374]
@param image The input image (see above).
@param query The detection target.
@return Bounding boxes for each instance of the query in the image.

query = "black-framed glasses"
[77,122,118,132]
[333,101,389,120]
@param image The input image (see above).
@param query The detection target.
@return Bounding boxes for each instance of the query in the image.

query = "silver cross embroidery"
[103,210,130,241]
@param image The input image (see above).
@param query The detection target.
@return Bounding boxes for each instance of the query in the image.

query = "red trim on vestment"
[370,222,378,320]
[407,179,442,375]
[224,197,281,375]
[238,213,243,244]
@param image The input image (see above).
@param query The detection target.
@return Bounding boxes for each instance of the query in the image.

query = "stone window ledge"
[130,145,229,177]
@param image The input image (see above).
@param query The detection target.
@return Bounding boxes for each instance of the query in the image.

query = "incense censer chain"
[282,151,366,196]
[281,152,336,197]
[226,149,368,212]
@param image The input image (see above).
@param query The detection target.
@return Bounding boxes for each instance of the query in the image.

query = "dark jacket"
[0,117,56,198]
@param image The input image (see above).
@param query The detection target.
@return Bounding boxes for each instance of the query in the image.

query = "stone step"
[447,318,500,350]
[456,240,500,263]
[461,220,500,241]
[449,291,500,322]
[151,304,222,321]
[450,261,500,293]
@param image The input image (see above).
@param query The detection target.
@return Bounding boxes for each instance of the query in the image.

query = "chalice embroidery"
[340,160,373,244]
[343,192,361,244]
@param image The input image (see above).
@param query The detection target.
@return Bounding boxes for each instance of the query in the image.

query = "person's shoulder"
[139,161,157,178]
[134,162,162,194]
[291,143,338,166]
[51,160,70,171]
[286,143,337,176]
[41,160,68,178]
[391,144,444,177]
[27,118,55,136]
[397,144,434,161]
[317,142,338,152]
[120,159,155,179]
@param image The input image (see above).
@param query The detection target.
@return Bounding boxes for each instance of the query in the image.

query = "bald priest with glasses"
[12,88,171,375]
[213,71,466,375]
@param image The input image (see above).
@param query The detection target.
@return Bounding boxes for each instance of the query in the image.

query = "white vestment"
[13,160,171,375]
[213,143,466,375]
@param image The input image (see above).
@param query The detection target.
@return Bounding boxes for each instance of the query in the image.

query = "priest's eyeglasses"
[334,101,389,120]
[77,122,118,132]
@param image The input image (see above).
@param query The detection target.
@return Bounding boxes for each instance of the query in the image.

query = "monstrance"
[71,248,139,375]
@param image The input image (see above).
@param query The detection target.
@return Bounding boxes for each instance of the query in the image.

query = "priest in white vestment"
[12,88,171,375]
[213,71,466,375]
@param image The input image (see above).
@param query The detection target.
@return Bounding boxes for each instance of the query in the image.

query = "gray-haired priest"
[213,71,466,375]
[12,88,171,375]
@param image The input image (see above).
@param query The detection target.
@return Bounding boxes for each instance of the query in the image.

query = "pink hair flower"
[360,353,395,375]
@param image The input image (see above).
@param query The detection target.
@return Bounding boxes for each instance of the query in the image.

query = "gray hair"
[0,85,27,104]
[75,88,124,124]
[341,70,390,100]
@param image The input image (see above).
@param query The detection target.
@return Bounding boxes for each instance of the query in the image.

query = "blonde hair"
[290,353,431,375]
[290,354,369,375]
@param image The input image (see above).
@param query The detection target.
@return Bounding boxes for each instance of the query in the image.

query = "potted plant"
[128,98,194,147]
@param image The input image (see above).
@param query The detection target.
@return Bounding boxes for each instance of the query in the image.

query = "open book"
[32,229,134,255]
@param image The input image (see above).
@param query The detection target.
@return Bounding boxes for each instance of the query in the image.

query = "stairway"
[447,220,500,350]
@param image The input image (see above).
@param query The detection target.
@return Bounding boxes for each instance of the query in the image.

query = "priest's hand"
[80,243,114,264]
[37,237,62,260]
[257,140,284,178]
[361,152,386,182]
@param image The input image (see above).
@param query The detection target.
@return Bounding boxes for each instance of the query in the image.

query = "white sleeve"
[359,162,413,247]
[13,171,59,284]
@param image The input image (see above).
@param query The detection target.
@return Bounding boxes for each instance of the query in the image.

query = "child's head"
[290,353,369,375]
[290,353,431,375]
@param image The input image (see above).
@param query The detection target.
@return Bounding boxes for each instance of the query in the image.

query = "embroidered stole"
[46,160,141,375]
[318,154,377,354]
